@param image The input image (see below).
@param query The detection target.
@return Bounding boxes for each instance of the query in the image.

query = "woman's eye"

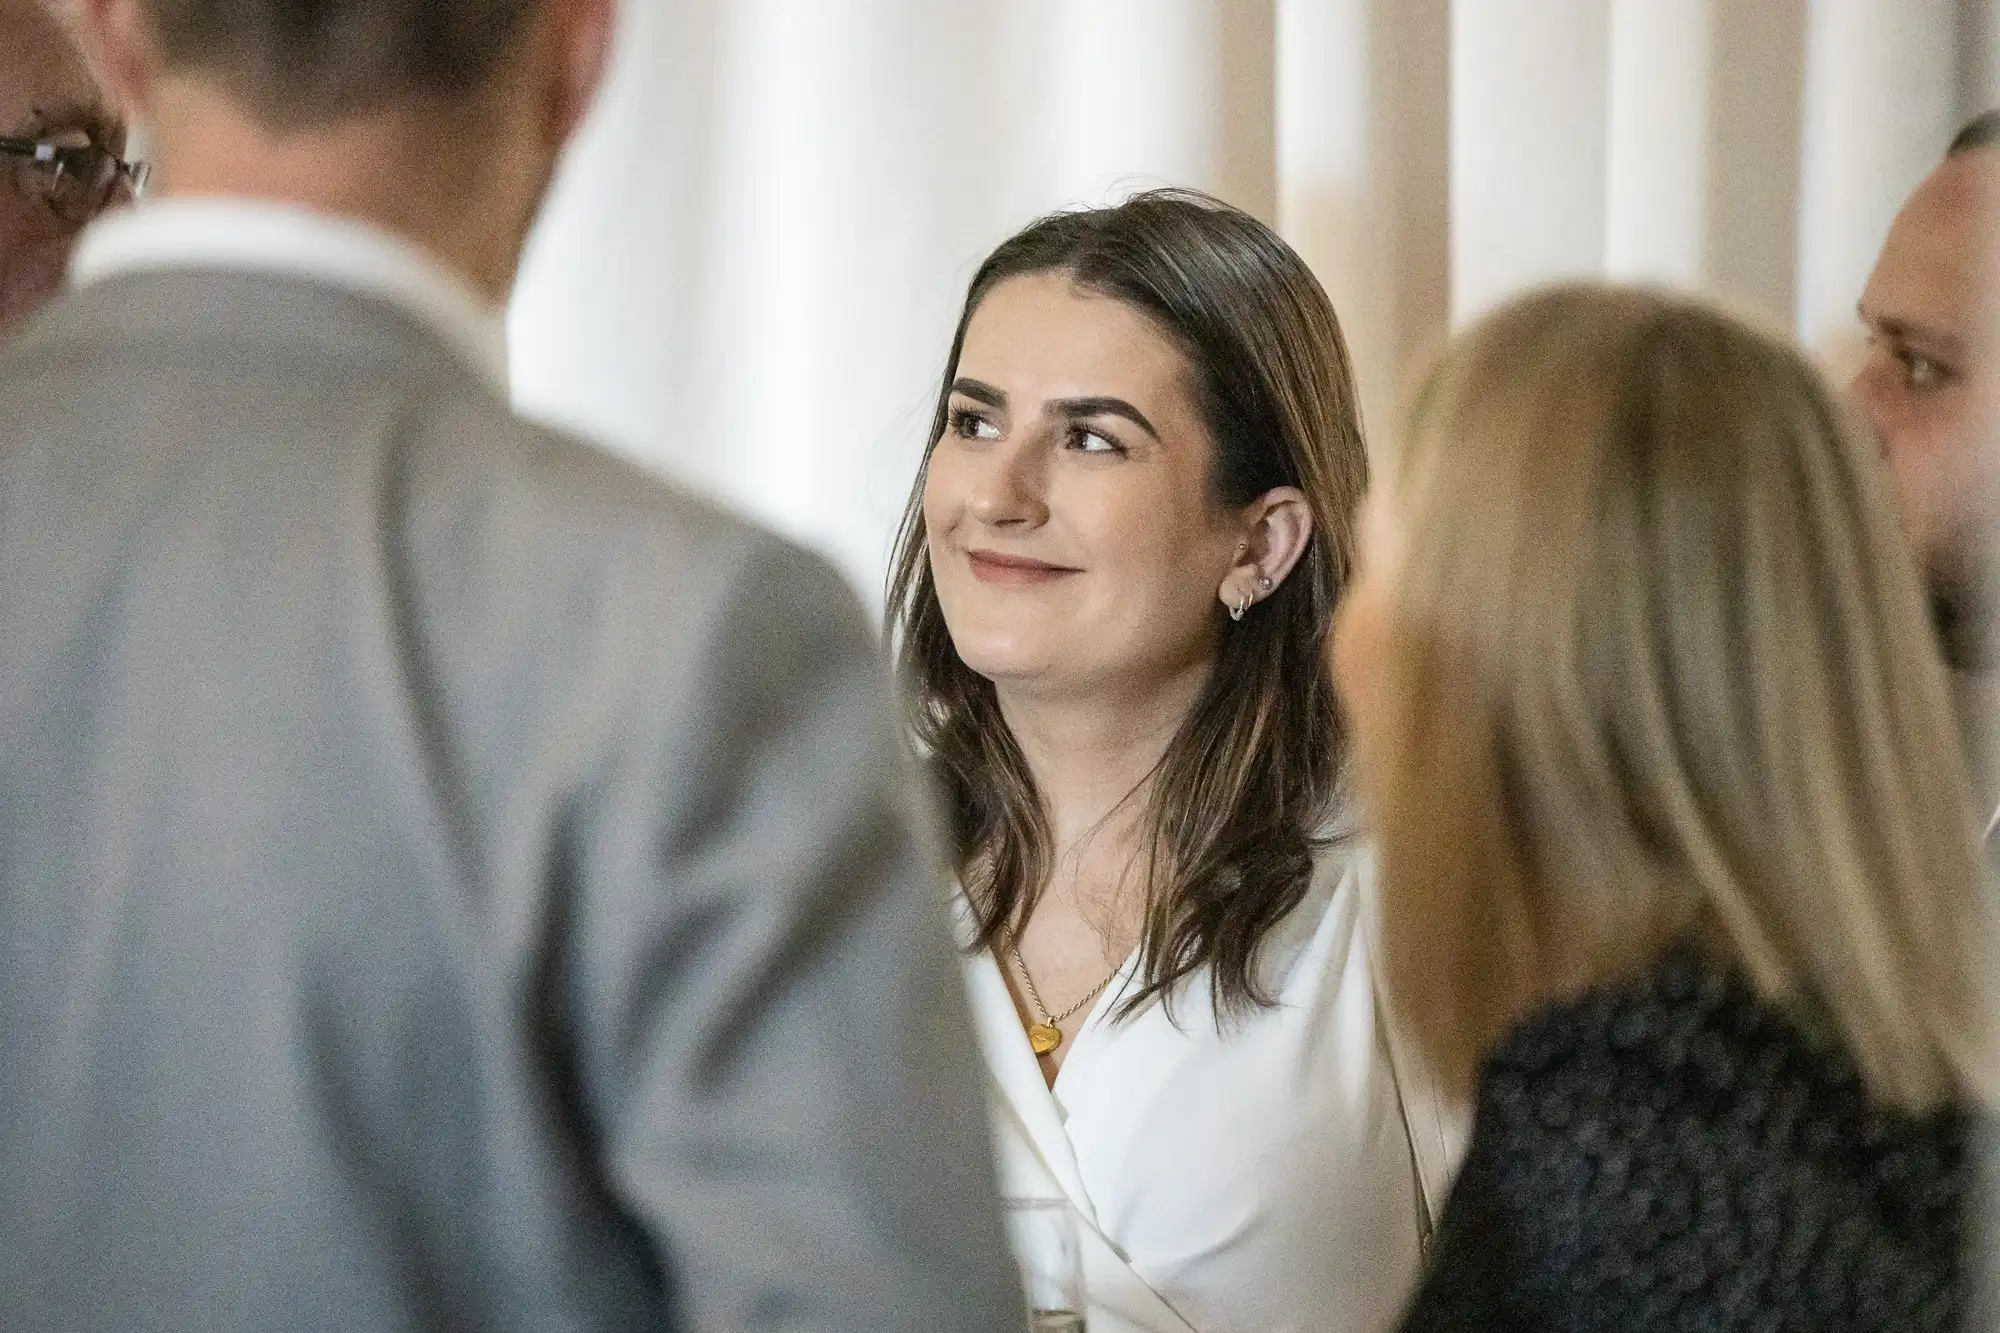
[1068,427,1123,455]
[949,409,1001,441]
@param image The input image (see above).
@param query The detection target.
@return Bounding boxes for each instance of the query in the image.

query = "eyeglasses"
[0,134,149,226]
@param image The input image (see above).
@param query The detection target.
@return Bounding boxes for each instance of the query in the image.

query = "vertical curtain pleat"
[1277,0,1451,443]
[1797,1,1964,360]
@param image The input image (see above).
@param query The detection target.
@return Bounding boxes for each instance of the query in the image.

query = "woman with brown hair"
[1333,284,1998,1331]
[888,190,1443,1333]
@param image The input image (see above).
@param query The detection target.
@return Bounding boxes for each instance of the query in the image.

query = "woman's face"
[1330,488,1401,808]
[924,272,1250,700]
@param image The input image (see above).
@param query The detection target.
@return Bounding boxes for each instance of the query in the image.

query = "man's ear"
[546,0,614,146]
[56,0,156,121]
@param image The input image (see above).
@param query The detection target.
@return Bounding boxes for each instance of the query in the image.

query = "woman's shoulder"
[1436,956,1975,1330]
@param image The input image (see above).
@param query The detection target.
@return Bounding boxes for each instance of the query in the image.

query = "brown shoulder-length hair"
[887,189,1369,1018]
[1367,284,1999,1112]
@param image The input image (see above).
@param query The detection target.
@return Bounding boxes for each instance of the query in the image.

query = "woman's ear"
[1217,487,1314,617]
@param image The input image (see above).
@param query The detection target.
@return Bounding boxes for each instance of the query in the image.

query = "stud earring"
[1258,574,1274,592]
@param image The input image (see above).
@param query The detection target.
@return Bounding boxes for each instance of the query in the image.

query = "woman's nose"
[965,438,1051,528]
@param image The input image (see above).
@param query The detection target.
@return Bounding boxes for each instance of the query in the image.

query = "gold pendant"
[1027,1023,1063,1056]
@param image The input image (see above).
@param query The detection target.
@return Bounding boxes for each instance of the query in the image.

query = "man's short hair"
[1949,109,2000,157]
[142,0,542,128]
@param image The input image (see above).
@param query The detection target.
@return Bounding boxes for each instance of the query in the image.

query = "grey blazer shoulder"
[0,272,1018,1333]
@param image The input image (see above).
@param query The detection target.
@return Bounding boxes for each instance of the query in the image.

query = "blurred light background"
[510,0,2000,604]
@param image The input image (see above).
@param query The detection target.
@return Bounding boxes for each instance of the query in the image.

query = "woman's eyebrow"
[1051,396,1161,442]
[951,378,1007,408]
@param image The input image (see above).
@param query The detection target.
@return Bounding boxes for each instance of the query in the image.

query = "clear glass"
[1003,1198,1087,1333]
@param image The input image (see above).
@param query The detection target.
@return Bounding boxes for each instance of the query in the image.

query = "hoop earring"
[1230,593,1251,622]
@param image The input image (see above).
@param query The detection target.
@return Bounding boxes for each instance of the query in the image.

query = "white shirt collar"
[69,196,510,395]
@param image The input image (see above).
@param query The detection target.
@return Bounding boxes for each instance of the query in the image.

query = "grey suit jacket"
[0,272,1019,1332]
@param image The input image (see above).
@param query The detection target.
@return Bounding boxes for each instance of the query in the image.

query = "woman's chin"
[956,652,1056,690]
[945,636,1068,691]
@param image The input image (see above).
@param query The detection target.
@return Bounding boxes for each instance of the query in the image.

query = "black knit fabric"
[1397,956,1976,1332]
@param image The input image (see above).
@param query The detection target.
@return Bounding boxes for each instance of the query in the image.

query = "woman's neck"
[996,663,1210,878]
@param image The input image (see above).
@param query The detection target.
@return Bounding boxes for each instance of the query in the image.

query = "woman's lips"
[964,548,1082,585]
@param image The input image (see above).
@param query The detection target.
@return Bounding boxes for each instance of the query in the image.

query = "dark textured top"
[1397,956,1976,1332]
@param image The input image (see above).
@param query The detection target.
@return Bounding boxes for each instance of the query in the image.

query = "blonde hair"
[1371,284,1998,1113]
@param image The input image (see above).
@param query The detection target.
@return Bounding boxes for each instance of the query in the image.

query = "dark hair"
[886,189,1368,1018]
[141,0,540,127]
[1949,109,2000,156]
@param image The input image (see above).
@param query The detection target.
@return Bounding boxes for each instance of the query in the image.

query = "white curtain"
[510,0,1999,602]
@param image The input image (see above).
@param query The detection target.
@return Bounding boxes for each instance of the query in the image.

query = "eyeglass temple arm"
[0,136,60,162]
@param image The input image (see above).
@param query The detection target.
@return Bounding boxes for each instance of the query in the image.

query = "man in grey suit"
[0,1,1021,1330]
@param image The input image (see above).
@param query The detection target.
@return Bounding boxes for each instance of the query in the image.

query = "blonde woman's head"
[1333,284,1996,1113]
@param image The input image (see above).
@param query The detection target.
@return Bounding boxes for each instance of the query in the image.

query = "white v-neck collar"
[962,942,1098,1218]
[1047,950,1141,1103]
[964,942,1204,1333]
[955,848,1429,1333]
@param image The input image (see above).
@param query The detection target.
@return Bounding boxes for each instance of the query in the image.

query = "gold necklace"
[1010,944,1123,1056]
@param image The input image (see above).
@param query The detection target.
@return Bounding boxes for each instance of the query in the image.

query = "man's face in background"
[1856,145,2000,663]
[0,0,122,333]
